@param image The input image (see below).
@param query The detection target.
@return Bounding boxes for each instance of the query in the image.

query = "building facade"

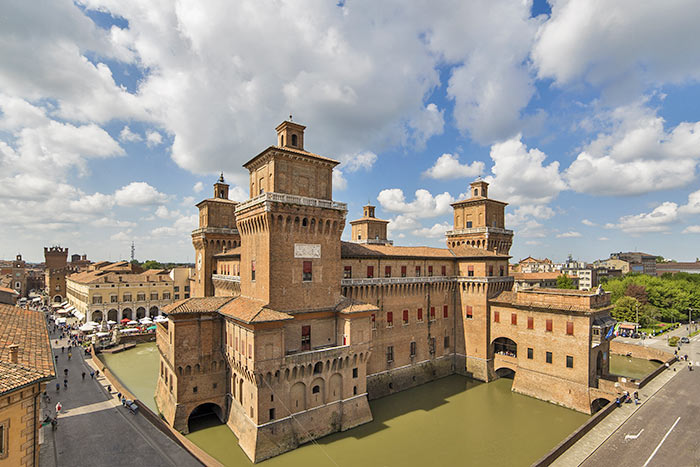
[44,246,69,303]
[156,121,616,463]
[66,261,174,322]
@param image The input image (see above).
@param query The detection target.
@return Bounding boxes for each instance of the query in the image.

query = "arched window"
[474,189,479,197]
[280,135,284,146]
[312,385,320,394]
[292,134,298,146]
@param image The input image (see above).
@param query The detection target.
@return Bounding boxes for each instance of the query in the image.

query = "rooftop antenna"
[130,241,135,262]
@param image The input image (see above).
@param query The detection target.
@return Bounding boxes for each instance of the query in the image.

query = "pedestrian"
[107,385,112,393]
[689,361,693,371]
[61,346,64,353]
[55,382,60,392]
[67,352,72,360]
[95,370,100,378]
[90,371,94,379]
[55,355,58,363]
[63,368,68,377]
[82,371,86,380]
[63,378,68,389]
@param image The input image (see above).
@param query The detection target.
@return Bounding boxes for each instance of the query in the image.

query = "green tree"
[625,283,648,305]
[142,260,164,270]
[556,274,576,289]
[612,296,639,323]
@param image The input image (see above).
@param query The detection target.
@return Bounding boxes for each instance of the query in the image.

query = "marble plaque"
[294,243,321,258]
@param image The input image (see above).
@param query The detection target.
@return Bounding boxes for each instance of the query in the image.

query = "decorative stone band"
[234,191,348,214]
[341,276,513,286]
[191,227,240,236]
[445,226,513,236]
[212,274,241,282]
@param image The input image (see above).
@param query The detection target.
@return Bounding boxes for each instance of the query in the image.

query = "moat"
[104,343,597,465]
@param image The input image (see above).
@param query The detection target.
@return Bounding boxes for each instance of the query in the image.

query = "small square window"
[527,348,533,359]
[546,351,552,364]
[465,306,473,319]
[494,311,500,323]
[546,319,553,332]
[527,317,534,329]
[511,313,517,325]
[353,368,358,378]
[303,261,312,282]
[417,308,423,322]
[566,356,574,368]
[193,386,198,393]
[387,311,393,328]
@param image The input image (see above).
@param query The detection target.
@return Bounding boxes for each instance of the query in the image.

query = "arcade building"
[156,120,616,463]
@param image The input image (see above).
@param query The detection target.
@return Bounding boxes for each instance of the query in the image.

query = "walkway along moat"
[103,343,594,466]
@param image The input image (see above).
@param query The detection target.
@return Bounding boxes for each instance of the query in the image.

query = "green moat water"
[610,353,661,380]
[104,343,591,466]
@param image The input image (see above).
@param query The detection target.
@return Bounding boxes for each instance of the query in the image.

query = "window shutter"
[303,261,312,273]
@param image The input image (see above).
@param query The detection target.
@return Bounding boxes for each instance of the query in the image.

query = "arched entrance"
[591,398,610,413]
[122,308,133,321]
[53,295,62,303]
[495,368,516,379]
[92,310,103,322]
[187,403,223,433]
[149,306,159,317]
[493,337,517,358]
[136,307,146,319]
[108,309,118,322]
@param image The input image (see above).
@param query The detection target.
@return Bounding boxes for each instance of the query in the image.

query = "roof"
[513,272,566,280]
[0,304,55,395]
[656,262,700,270]
[349,216,389,225]
[67,268,172,285]
[195,197,239,207]
[244,145,340,169]
[0,286,19,295]
[218,296,293,324]
[214,247,242,258]
[341,241,455,259]
[335,297,379,314]
[163,297,234,314]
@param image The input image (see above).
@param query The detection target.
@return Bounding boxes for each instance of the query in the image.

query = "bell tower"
[192,174,240,297]
[349,204,391,245]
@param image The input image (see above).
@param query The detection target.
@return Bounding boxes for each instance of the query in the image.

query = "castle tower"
[11,254,27,297]
[446,179,513,254]
[449,181,514,381]
[44,246,68,303]
[349,204,392,245]
[235,119,346,311]
[192,174,241,297]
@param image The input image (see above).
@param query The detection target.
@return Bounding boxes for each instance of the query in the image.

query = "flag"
[605,324,615,340]
[55,402,62,413]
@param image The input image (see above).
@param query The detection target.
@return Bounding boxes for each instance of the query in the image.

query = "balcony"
[191,226,240,236]
[445,226,513,236]
[284,342,370,367]
[234,191,347,214]
[212,274,241,283]
[341,276,455,286]
[456,276,514,285]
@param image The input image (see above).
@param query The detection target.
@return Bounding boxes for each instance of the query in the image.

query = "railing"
[456,276,514,284]
[445,227,513,236]
[341,276,455,286]
[352,239,394,245]
[284,342,369,366]
[234,192,348,213]
[191,227,239,236]
[212,274,240,283]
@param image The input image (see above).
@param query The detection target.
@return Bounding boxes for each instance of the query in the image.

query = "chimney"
[9,344,19,363]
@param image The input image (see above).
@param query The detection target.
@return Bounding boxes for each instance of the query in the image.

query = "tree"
[142,260,164,270]
[557,274,576,289]
[624,283,648,305]
[612,296,639,323]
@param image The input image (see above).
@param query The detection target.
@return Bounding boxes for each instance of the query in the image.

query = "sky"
[2,0,700,264]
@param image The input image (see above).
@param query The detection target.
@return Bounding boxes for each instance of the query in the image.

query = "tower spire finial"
[218,172,225,183]
[289,113,293,121]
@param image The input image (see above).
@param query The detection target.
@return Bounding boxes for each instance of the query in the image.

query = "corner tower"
[192,174,241,297]
[44,246,68,303]
[349,204,391,245]
[447,179,513,254]
[235,120,346,311]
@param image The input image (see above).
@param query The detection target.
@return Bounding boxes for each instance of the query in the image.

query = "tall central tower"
[235,119,346,311]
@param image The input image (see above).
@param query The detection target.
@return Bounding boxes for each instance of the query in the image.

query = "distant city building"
[0,285,19,305]
[44,246,69,303]
[70,253,92,271]
[169,267,192,300]
[513,272,579,290]
[0,255,27,297]
[609,252,657,276]
[656,261,700,275]
[66,261,174,322]
[517,256,560,273]
[0,303,55,465]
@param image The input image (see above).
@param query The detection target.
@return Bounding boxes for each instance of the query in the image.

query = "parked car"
[681,337,690,344]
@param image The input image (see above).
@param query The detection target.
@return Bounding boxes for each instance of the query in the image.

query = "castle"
[156,120,616,463]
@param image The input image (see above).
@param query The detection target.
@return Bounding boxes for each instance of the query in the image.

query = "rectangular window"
[488,265,494,276]
[343,266,352,279]
[401,266,407,277]
[301,325,311,351]
[269,408,275,420]
[110,295,118,303]
[415,266,421,277]
[410,341,416,357]
[367,265,374,278]
[184,293,190,298]
[137,293,145,301]
[428,265,433,276]
[184,286,190,292]
[566,321,574,335]
[248,344,252,359]
[511,313,517,325]
[303,261,312,282]
[546,319,553,332]
[466,221,473,228]
[430,306,436,321]
[527,317,534,329]
[387,311,393,327]
[441,265,447,276]
[468,265,474,277]
[494,311,500,323]
[386,345,394,363]
[444,335,450,349]
[443,305,449,319]
[500,266,505,276]
[385,266,391,278]
[174,294,179,300]
[403,309,409,325]
[566,356,574,368]
[546,351,552,364]
[527,348,533,359]
[353,368,358,378]
[417,308,423,322]
[371,314,376,329]
[92,296,102,304]
[465,306,473,319]
[174,286,180,292]
[151,292,158,300]
[163,292,171,300]
[251,260,256,281]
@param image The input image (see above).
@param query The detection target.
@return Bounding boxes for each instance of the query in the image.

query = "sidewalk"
[551,360,683,466]
[39,323,201,467]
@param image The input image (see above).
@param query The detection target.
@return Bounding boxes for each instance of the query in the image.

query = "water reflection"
[104,343,589,467]
[609,354,661,380]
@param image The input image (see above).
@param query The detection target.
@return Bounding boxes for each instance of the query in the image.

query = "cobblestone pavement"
[39,320,201,467]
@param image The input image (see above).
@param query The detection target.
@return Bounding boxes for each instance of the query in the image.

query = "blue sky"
[2,0,700,264]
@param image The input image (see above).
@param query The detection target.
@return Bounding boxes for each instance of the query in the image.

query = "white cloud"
[581,219,597,226]
[68,192,115,214]
[566,103,700,196]
[605,202,679,233]
[92,217,136,228]
[534,0,700,96]
[119,125,142,142]
[413,222,451,239]
[377,188,455,218]
[146,130,163,147]
[151,214,198,237]
[111,230,132,242]
[485,136,567,206]
[386,214,422,235]
[193,182,204,193]
[556,231,582,238]
[340,152,377,173]
[679,189,700,214]
[598,237,609,241]
[333,169,348,191]
[155,205,181,219]
[423,153,484,180]
[408,103,445,146]
[114,182,168,206]
[682,226,700,234]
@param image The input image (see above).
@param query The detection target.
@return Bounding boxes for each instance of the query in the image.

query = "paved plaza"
[39,321,200,467]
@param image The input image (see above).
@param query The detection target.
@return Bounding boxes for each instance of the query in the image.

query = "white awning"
[59,301,68,307]
[65,306,76,312]
[73,310,85,320]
